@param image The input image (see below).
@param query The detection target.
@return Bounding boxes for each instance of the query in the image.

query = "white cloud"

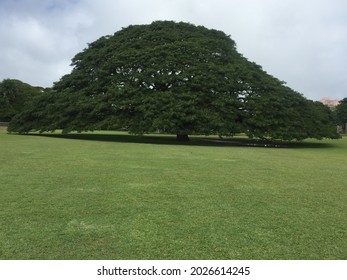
[0,0,346,100]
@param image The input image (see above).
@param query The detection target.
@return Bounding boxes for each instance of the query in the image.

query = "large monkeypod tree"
[8,21,340,141]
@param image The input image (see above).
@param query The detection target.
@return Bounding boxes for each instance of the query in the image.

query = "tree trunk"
[176,134,190,141]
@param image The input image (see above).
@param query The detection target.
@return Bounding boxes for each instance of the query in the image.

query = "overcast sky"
[0,0,346,100]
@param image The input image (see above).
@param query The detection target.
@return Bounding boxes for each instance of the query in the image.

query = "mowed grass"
[0,127,346,260]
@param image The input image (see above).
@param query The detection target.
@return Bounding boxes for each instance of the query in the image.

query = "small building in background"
[320,97,340,107]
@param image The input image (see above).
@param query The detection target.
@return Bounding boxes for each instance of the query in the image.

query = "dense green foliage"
[8,21,339,140]
[336,98,347,133]
[0,79,45,122]
[0,128,346,259]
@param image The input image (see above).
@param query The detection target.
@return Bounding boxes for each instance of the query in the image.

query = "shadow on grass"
[19,131,338,149]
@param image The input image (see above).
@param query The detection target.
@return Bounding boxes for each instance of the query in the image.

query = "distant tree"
[0,79,45,122]
[305,101,340,139]
[7,21,340,141]
[336,98,347,133]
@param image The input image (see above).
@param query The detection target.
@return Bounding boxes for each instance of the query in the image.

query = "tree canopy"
[8,21,340,140]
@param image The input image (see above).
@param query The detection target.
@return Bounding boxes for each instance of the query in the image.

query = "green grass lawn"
[0,127,346,259]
